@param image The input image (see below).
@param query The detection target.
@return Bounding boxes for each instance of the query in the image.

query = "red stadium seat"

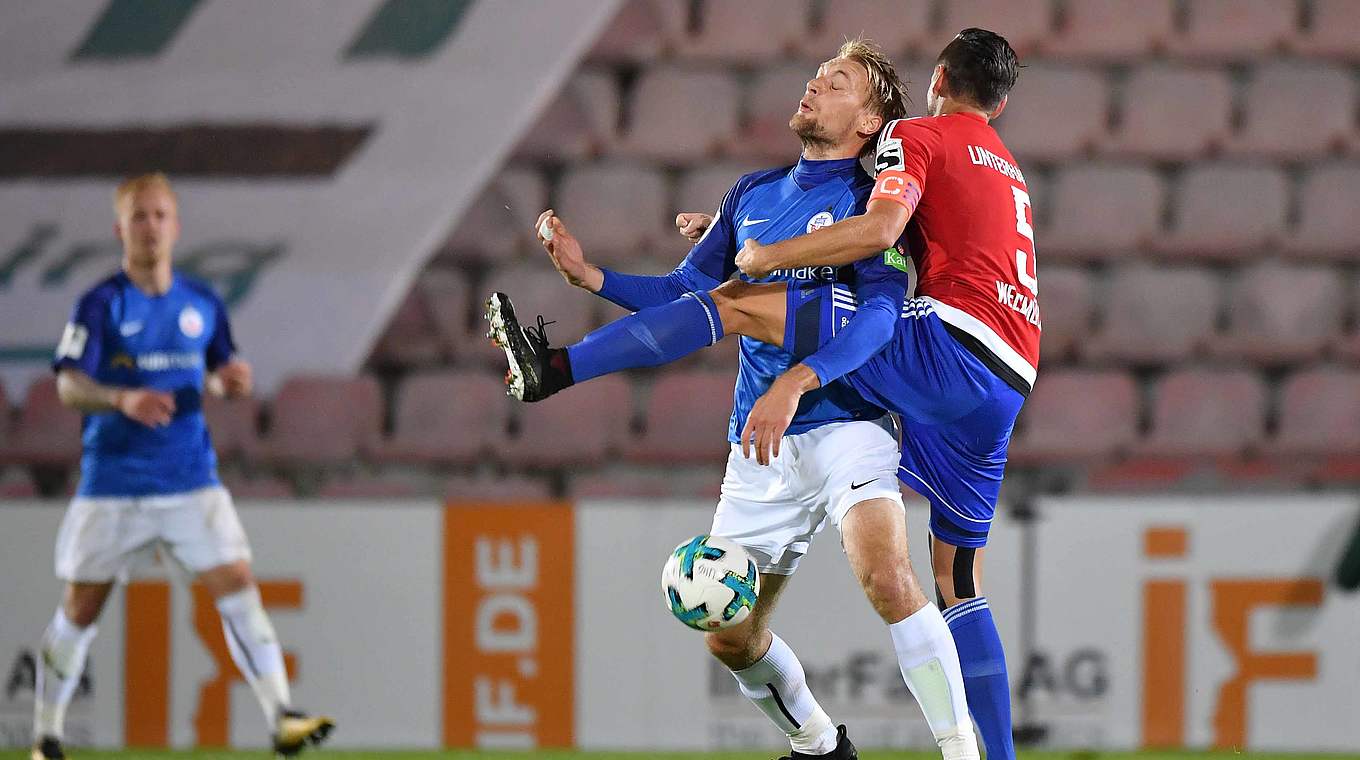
[930,0,1055,57]
[496,375,632,467]
[616,67,741,163]
[444,472,554,502]
[1168,0,1298,60]
[1292,0,1360,60]
[0,471,39,499]
[1034,266,1094,362]
[1010,369,1140,464]
[728,63,815,161]
[260,375,382,467]
[442,166,548,262]
[555,163,670,264]
[368,285,447,369]
[671,0,808,64]
[992,64,1108,161]
[1103,65,1233,160]
[1138,368,1267,457]
[478,263,598,365]
[316,473,425,499]
[1154,164,1287,259]
[8,377,81,467]
[799,0,934,58]
[218,473,295,499]
[513,70,620,162]
[585,0,687,65]
[0,377,10,455]
[371,370,508,466]
[629,371,735,464]
[1086,265,1220,365]
[1213,262,1345,365]
[571,464,721,499]
[417,268,474,359]
[1287,165,1360,259]
[1042,164,1163,259]
[1046,0,1175,60]
[1269,367,1360,457]
[1226,63,1356,159]
[203,394,261,463]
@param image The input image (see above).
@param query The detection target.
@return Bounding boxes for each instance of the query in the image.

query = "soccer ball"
[661,535,760,631]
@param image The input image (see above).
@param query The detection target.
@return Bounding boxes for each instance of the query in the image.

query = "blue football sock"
[944,597,1014,760]
[566,291,724,383]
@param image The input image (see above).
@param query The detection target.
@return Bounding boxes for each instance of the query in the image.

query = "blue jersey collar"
[791,155,861,190]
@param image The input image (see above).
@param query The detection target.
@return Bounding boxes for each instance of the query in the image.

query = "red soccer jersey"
[870,113,1040,391]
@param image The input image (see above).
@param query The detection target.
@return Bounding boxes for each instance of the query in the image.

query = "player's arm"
[55,368,174,427]
[203,292,251,398]
[737,190,917,278]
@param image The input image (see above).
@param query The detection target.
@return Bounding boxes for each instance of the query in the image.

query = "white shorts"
[54,485,252,582]
[710,419,903,575]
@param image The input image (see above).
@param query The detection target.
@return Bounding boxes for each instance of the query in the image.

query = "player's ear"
[931,64,948,98]
[989,95,1008,120]
[859,109,884,140]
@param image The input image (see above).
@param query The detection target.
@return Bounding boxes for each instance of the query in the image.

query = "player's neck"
[935,99,991,122]
[799,143,860,161]
[123,260,173,295]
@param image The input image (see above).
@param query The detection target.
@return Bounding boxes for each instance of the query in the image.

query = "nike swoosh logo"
[741,217,770,227]
[850,479,879,490]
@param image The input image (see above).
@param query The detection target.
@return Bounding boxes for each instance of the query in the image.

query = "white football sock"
[216,586,291,727]
[730,632,839,755]
[33,609,97,740]
[889,603,979,760]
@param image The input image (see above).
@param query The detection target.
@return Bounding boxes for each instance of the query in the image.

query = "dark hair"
[936,28,1019,111]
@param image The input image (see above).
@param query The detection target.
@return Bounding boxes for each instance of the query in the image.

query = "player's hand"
[116,388,176,428]
[536,209,604,292]
[736,238,775,279]
[675,212,713,242]
[214,359,253,398]
[741,376,803,466]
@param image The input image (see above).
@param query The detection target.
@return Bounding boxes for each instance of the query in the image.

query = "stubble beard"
[789,112,834,155]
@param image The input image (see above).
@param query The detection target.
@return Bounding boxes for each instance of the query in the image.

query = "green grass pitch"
[6,751,1357,760]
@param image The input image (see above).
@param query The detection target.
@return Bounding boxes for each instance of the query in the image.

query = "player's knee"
[709,280,758,335]
[704,627,764,669]
[860,561,927,623]
[63,591,106,628]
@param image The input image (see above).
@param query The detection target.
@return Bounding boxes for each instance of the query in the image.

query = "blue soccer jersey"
[595,157,906,442]
[52,271,235,497]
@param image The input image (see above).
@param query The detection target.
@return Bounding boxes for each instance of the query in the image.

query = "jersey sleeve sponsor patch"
[56,322,88,360]
[875,137,905,175]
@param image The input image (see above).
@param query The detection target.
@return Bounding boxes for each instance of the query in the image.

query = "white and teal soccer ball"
[661,535,760,631]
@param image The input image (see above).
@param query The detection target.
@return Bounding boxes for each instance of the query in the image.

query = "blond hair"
[113,172,176,214]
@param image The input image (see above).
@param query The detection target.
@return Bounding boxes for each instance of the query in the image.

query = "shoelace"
[523,314,556,348]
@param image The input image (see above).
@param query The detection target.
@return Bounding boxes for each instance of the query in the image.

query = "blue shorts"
[787,285,1025,548]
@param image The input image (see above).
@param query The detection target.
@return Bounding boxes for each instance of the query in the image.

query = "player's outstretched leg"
[32,584,109,760]
[201,562,334,756]
[934,539,1014,760]
[841,500,979,760]
[486,281,789,401]
[707,573,855,759]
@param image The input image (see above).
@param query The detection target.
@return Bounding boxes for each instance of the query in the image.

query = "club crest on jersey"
[179,306,204,339]
[807,211,835,233]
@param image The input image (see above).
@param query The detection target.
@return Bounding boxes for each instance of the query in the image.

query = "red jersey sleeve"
[870,118,940,209]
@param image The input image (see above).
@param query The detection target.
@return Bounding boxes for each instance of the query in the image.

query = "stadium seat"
[671,0,809,63]
[1154,164,1287,259]
[1010,369,1140,463]
[1137,368,1267,457]
[1041,164,1163,259]
[616,67,741,163]
[7,377,80,467]
[0,378,10,454]
[1269,367,1360,456]
[1035,266,1094,362]
[1292,0,1360,60]
[0,471,38,499]
[728,63,817,161]
[496,375,633,467]
[1103,65,1233,160]
[372,370,508,465]
[1046,0,1175,60]
[259,375,382,467]
[1168,0,1298,60]
[316,473,426,498]
[1213,262,1345,365]
[992,64,1108,161]
[555,163,669,264]
[629,371,735,464]
[218,473,295,499]
[570,464,721,499]
[368,286,447,369]
[1086,265,1220,364]
[442,166,549,262]
[444,472,554,502]
[585,0,686,65]
[513,70,620,162]
[478,263,598,364]
[1287,165,1360,259]
[203,394,262,463]
[930,0,1055,57]
[1226,62,1356,159]
[798,0,934,58]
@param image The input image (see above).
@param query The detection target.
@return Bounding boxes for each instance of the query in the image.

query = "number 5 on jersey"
[1011,185,1038,296]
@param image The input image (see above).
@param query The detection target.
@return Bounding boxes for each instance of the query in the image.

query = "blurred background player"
[490,40,981,760]
[33,173,333,760]
[498,28,1030,760]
